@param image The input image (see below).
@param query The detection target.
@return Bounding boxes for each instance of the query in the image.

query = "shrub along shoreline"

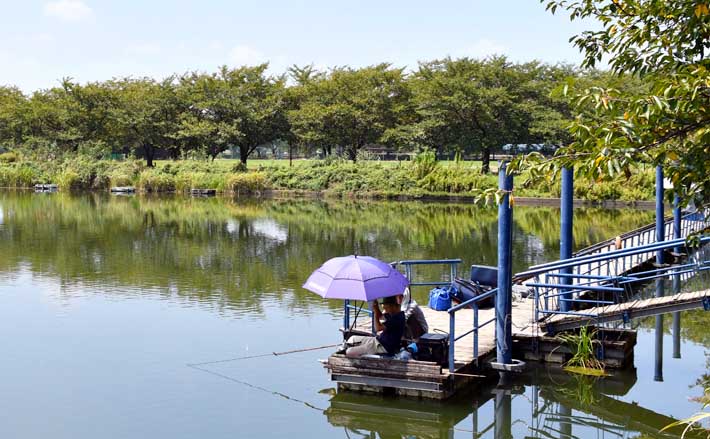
[0,155,656,202]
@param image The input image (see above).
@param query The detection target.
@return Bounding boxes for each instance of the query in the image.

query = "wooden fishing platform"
[326,298,540,399]
[326,289,695,398]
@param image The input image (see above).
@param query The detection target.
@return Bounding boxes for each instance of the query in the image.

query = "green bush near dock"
[0,155,657,201]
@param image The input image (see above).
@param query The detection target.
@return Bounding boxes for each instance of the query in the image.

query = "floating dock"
[110,186,135,193]
[325,298,640,399]
[34,184,58,192]
[190,188,217,196]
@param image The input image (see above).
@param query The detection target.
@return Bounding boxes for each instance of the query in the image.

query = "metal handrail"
[574,210,706,256]
[528,237,710,323]
[394,259,461,287]
[446,288,498,372]
[521,236,709,277]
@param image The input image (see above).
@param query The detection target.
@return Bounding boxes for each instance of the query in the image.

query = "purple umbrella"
[302,255,409,301]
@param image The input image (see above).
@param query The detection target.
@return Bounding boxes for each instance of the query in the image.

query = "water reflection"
[0,192,654,318]
[0,191,707,438]
[324,365,706,438]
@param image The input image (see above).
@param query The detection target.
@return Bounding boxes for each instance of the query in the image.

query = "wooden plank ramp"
[541,289,710,333]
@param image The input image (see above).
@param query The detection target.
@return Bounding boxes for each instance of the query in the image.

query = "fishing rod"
[187,343,339,367]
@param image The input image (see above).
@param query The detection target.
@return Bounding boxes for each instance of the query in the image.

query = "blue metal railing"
[396,259,461,287]
[390,258,499,372]
[447,288,497,372]
[570,210,708,283]
[519,234,710,323]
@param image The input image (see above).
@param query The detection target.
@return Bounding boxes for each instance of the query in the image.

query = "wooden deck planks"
[542,289,710,331]
[354,298,538,365]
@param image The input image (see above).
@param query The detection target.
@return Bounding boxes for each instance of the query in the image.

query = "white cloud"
[44,0,93,22]
[229,45,267,66]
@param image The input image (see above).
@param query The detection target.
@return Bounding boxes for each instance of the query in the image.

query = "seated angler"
[343,295,405,358]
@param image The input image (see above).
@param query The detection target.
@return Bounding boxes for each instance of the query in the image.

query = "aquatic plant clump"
[556,326,606,376]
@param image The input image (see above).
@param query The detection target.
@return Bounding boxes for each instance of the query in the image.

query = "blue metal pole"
[674,194,682,253]
[655,315,664,381]
[656,166,665,270]
[449,313,456,373]
[672,191,681,359]
[343,299,350,332]
[655,165,665,381]
[560,167,574,312]
[496,162,514,366]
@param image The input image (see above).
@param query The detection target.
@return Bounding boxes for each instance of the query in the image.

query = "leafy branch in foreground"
[528,0,710,210]
[662,388,710,438]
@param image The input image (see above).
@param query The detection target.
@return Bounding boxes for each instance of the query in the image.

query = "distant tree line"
[0,56,644,173]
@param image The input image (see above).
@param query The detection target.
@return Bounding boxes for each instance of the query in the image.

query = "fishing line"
[187,364,325,412]
[187,343,339,367]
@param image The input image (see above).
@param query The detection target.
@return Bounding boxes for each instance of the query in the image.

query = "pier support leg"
[655,315,664,381]
[558,404,572,439]
[496,162,514,367]
[494,390,512,439]
[672,192,682,358]
[560,167,574,312]
[673,271,681,359]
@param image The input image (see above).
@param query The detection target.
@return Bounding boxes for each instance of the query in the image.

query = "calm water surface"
[0,191,707,438]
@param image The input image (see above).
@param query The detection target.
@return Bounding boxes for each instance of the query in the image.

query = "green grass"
[0,154,654,201]
[155,158,491,171]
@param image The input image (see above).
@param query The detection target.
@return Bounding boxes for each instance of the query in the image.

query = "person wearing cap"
[344,295,406,358]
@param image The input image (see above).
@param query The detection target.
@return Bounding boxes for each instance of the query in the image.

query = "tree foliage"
[0,56,652,171]
[401,56,573,173]
[287,64,412,161]
[517,0,710,208]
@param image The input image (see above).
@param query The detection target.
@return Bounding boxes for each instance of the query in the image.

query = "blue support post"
[655,165,664,381]
[560,167,574,312]
[672,191,681,359]
[449,313,456,373]
[343,299,350,332]
[656,166,665,271]
[674,194,682,253]
[496,162,514,366]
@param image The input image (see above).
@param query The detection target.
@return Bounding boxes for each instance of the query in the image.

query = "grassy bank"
[0,154,656,202]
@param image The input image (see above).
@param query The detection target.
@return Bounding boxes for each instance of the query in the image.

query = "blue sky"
[1,1,595,92]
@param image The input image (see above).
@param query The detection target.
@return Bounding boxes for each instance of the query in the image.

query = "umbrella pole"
[349,302,364,334]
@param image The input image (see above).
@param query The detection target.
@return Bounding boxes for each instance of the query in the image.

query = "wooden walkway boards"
[541,289,710,333]
[355,298,537,368]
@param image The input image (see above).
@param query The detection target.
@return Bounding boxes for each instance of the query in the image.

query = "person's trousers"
[345,335,387,357]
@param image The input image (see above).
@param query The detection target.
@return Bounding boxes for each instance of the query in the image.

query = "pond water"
[0,191,707,438]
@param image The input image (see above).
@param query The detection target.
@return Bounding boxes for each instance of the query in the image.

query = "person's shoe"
[335,342,347,355]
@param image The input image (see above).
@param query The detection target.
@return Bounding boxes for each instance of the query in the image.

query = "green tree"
[112,77,183,167]
[406,56,572,173]
[528,0,710,208]
[178,64,288,165]
[288,64,412,161]
[0,86,27,147]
